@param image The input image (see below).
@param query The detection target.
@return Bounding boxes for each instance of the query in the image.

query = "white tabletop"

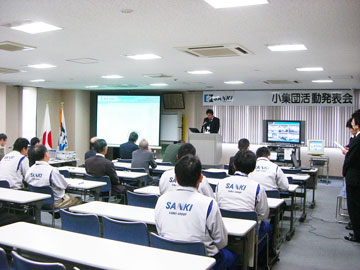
[267,198,285,208]
[60,166,147,179]
[70,201,256,237]
[66,178,106,189]
[288,184,299,192]
[113,162,174,173]
[0,222,215,270]
[203,168,228,173]
[281,166,318,173]
[49,158,78,165]
[285,174,310,181]
[0,187,50,204]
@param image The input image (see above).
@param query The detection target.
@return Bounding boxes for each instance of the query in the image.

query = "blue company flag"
[58,103,68,151]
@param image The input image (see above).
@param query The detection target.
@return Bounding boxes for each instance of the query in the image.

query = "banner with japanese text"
[203,90,354,107]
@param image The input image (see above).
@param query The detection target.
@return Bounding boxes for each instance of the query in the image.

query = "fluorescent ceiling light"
[101,75,124,79]
[127,54,161,60]
[296,67,324,72]
[204,0,268,8]
[187,70,213,75]
[27,64,56,69]
[267,44,307,52]
[224,81,244,84]
[30,79,45,82]
[312,80,333,83]
[150,83,168,87]
[11,21,62,34]
[85,85,99,88]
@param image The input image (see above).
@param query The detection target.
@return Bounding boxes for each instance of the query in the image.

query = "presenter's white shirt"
[216,173,269,220]
[159,169,215,198]
[0,151,29,189]
[25,161,68,201]
[249,157,289,191]
[155,186,227,256]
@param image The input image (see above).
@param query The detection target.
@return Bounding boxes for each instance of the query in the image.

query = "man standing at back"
[119,132,138,159]
[249,146,289,191]
[0,137,29,189]
[131,139,157,173]
[85,139,126,197]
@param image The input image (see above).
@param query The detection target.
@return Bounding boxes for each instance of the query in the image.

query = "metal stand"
[309,155,330,184]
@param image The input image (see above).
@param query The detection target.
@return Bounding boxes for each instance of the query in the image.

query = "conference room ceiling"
[0,0,359,91]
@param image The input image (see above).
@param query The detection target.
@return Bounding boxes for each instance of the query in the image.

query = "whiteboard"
[161,113,181,142]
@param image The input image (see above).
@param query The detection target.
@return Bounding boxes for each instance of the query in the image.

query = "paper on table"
[284,149,292,160]
[334,141,345,151]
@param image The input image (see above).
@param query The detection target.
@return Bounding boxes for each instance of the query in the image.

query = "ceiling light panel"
[224,81,244,84]
[30,79,45,82]
[296,67,324,72]
[187,70,213,75]
[312,80,333,83]
[150,83,168,86]
[204,0,268,8]
[85,85,99,88]
[127,54,161,60]
[267,44,307,51]
[10,21,62,34]
[66,58,99,64]
[27,64,56,69]
[101,75,124,79]
[0,41,35,51]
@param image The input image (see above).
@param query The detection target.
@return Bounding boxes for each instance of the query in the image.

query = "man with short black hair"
[343,118,358,155]
[228,138,250,175]
[85,139,126,197]
[343,111,360,242]
[155,155,238,269]
[159,143,214,197]
[85,137,98,160]
[0,133,7,160]
[25,144,82,208]
[28,137,40,166]
[249,146,289,191]
[201,109,220,133]
[0,137,29,189]
[119,132,139,159]
[131,139,157,173]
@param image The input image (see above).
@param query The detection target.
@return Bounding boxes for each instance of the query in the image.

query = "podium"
[188,133,222,167]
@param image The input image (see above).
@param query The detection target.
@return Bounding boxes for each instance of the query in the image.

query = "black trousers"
[346,184,360,239]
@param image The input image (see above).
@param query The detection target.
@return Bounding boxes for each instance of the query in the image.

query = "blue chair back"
[224,164,229,169]
[202,171,227,179]
[265,190,280,199]
[287,176,294,184]
[150,233,206,256]
[84,175,110,193]
[220,209,258,222]
[59,170,70,178]
[60,209,100,237]
[127,191,158,208]
[157,162,172,166]
[11,251,65,270]
[103,217,149,246]
[0,180,10,188]
[0,247,9,270]
[118,159,132,163]
[27,185,54,207]
[126,168,146,173]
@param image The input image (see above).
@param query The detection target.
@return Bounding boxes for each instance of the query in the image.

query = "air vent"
[264,80,300,85]
[176,43,252,58]
[143,73,172,78]
[0,41,35,51]
[66,58,99,64]
[0,67,22,74]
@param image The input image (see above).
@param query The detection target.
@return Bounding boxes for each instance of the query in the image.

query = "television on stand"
[263,120,305,145]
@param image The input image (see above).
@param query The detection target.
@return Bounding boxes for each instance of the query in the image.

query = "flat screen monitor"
[265,120,302,144]
[270,151,278,161]
[96,95,161,146]
[307,140,325,155]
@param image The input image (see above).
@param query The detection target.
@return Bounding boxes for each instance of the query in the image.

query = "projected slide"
[97,95,160,146]
[267,121,300,144]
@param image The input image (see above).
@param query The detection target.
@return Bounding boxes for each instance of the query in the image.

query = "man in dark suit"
[84,137,98,160]
[119,132,138,159]
[85,139,126,197]
[201,109,220,133]
[343,111,360,242]
[131,139,157,173]
[228,138,250,175]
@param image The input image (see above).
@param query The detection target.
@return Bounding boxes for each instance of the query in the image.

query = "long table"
[70,201,257,269]
[0,222,215,270]
[66,178,106,201]
[60,166,148,187]
[0,187,50,224]
[113,162,174,174]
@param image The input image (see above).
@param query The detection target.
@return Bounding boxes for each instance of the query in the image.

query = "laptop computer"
[291,152,311,170]
[189,128,200,133]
